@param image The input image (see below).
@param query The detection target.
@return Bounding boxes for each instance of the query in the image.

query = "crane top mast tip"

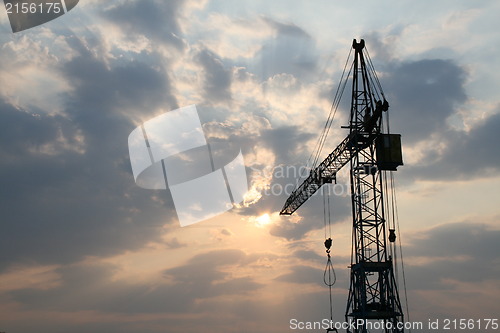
[353,38,365,50]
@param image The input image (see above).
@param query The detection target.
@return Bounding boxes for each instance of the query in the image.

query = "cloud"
[404,221,500,289]
[0,37,180,270]
[260,126,314,165]
[275,265,324,286]
[62,40,178,118]
[384,59,467,143]
[7,249,263,316]
[407,221,500,263]
[270,216,318,241]
[195,48,232,103]
[292,249,325,264]
[350,43,500,182]
[263,18,311,39]
[268,185,352,241]
[103,0,186,49]
[164,237,188,249]
[256,17,318,80]
[0,99,76,158]
[409,110,500,180]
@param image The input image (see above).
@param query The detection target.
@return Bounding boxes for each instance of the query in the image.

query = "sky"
[0,0,500,332]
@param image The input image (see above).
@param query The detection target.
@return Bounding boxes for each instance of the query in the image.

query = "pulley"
[324,237,332,252]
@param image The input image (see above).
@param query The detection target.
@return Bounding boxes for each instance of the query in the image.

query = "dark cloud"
[407,222,500,263]
[62,38,178,115]
[347,41,498,182]
[257,17,318,80]
[0,100,74,160]
[0,37,180,270]
[361,31,402,63]
[260,126,315,165]
[348,35,469,149]
[293,249,325,264]
[404,221,500,289]
[385,59,467,143]
[270,217,320,241]
[195,49,232,103]
[165,237,188,249]
[8,249,263,316]
[275,265,324,286]
[410,110,500,180]
[103,0,185,49]
[443,111,500,175]
[263,18,311,39]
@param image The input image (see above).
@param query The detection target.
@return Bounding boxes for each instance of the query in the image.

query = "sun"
[255,213,271,227]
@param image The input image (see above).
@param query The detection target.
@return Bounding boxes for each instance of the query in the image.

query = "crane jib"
[280,103,388,216]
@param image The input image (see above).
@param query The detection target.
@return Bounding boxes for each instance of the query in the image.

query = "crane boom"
[280,94,388,216]
[280,134,351,215]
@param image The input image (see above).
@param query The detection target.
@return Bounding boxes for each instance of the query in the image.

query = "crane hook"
[324,237,332,252]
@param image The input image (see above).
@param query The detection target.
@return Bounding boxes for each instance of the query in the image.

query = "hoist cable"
[365,48,385,99]
[323,186,328,240]
[323,256,336,287]
[313,60,353,169]
[391,172,411,330]
[328,189,332,237]
[303,47,353,175]
[322,185,336,325]
[323,253,336,319]
[382,170,394,260]
[364,56,382,103]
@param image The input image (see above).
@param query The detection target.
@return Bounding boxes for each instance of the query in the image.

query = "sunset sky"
[1,1,500,332]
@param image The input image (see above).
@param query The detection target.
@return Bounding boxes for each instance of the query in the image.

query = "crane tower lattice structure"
[280,39,405,333]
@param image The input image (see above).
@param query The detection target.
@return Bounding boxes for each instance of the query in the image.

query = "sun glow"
[255,213,271,227]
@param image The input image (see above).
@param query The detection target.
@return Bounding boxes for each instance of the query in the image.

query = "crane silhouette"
[281,39,406,333]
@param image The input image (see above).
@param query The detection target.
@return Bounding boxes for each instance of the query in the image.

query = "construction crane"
[280,39,406,332]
